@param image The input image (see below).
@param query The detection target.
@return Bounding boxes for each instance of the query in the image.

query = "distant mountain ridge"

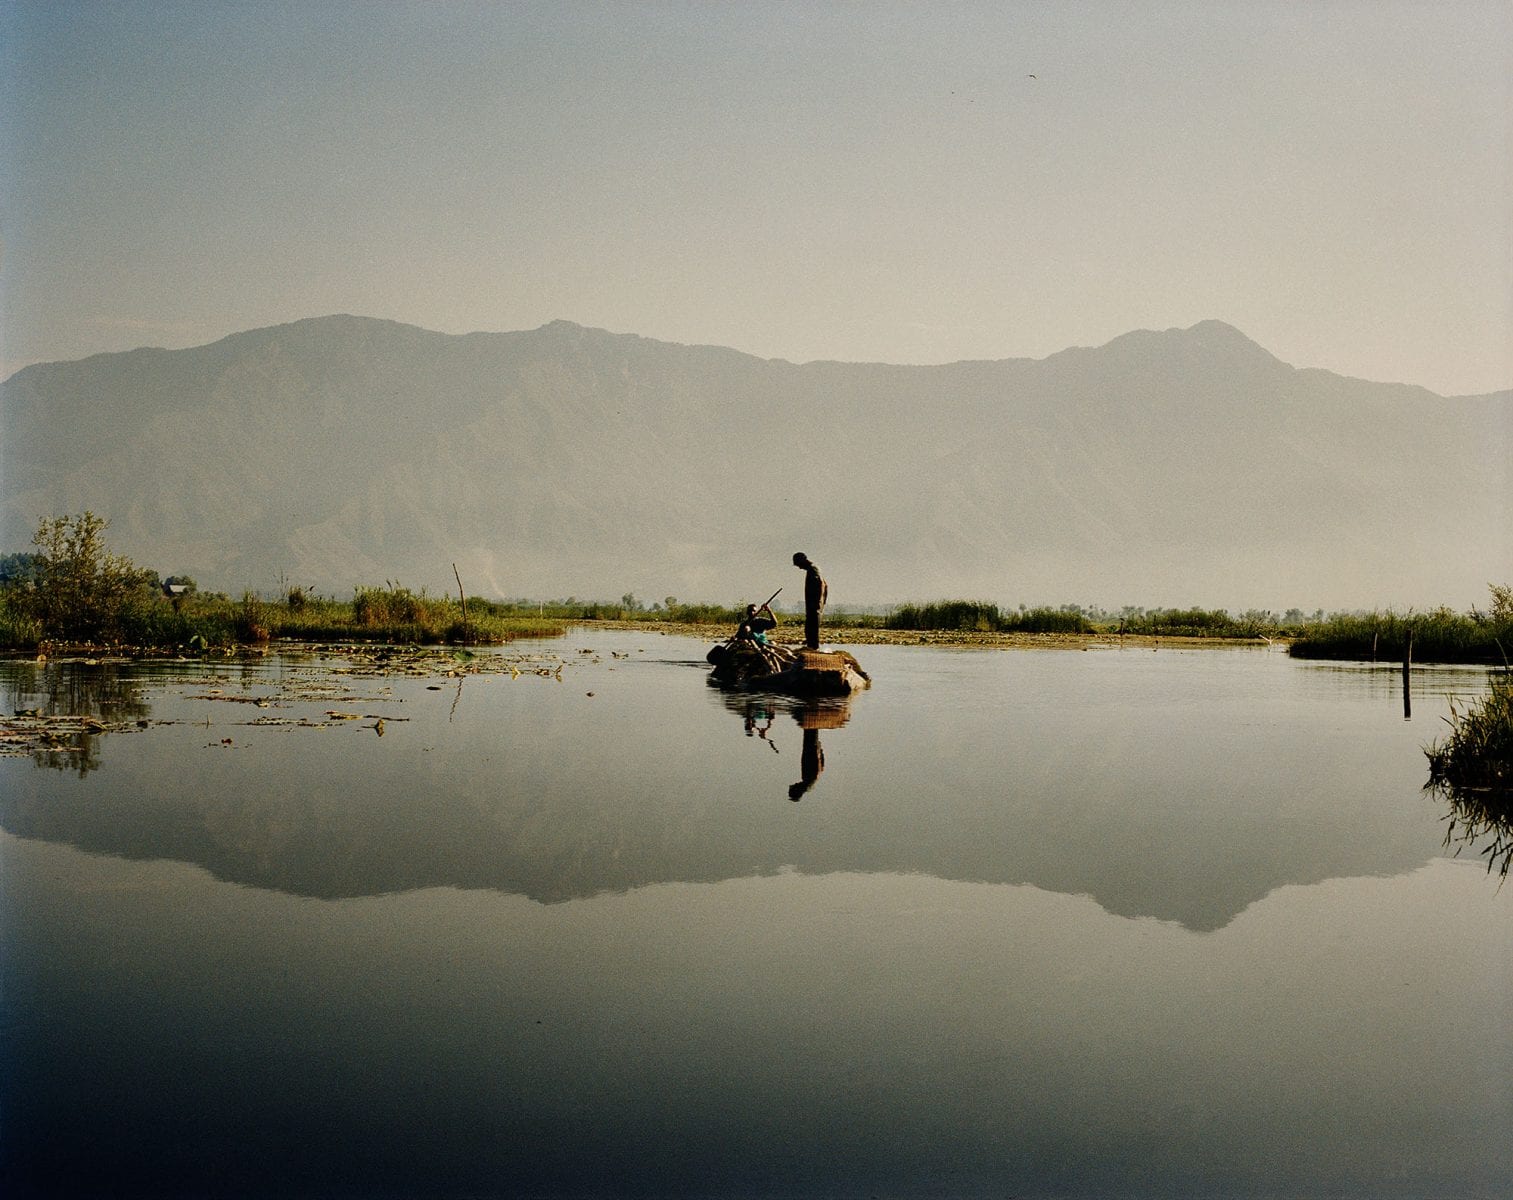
[2,316,1508,609]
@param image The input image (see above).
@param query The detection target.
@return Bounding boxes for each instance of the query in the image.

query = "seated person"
[736,602,777,645]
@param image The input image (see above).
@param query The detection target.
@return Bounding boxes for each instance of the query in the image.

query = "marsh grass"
[1427,672,1513,877]
[0,591,43,647]
[1116,608,1291,638]
[0,583,568,652]
[1290,608,1510,664]
[886,601,1093,634]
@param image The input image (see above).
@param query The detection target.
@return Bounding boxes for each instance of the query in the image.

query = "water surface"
[2,634,1508,1198]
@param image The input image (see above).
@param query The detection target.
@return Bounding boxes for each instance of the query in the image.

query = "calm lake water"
[2,632,1509,1199]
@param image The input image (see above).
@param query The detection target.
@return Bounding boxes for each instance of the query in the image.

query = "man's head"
[745,604,757,616]
[792,552,811,569]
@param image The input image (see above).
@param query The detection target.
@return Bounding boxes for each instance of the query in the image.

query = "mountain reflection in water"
[0,639,1493,931]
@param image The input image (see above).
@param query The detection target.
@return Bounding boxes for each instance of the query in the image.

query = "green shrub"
[16,512,161,643]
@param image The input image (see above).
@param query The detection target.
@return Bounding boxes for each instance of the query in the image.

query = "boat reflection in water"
[721,691,854,802]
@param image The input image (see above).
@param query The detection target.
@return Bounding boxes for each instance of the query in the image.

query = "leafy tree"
[1488,583,1513,624]
[25,512,159,641]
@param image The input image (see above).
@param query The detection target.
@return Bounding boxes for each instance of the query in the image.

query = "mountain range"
[2,315,1507,610]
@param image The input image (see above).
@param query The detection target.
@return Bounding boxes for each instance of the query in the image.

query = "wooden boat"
[706,639,870,695]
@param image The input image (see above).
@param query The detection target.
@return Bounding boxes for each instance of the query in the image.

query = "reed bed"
[0,585,568,652]
[885,601,1092,634]
[1289,609,1510,664]
[1116,608,1288,639]
[1427,672,1513,877]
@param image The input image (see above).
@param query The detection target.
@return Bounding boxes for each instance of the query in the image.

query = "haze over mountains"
[2,316,1507,611]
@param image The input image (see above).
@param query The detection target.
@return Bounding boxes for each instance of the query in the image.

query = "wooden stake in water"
[453,562,469,645]
[1402,626,1413,720]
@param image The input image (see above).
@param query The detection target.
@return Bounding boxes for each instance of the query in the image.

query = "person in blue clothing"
[737,602,777,645]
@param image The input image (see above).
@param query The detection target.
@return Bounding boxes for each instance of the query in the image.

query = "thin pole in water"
[1402,625,1413,721]
[453,562,469,645]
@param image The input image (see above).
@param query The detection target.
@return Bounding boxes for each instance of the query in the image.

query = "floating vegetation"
[0,710,151,774]
[0,643,586,762]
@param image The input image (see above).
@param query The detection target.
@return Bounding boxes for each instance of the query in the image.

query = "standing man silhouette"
[792,552,827,649]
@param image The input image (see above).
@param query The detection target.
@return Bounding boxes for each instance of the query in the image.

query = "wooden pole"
[1402,626,1413,720]
[452,562,469,645]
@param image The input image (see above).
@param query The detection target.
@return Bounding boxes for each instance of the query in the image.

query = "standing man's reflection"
[783,702,850,801]
[788,727,824,801]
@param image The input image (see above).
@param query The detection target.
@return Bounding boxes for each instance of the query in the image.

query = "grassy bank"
[0,584,567,654]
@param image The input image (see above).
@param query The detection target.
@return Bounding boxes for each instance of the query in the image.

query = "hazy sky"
[3,1,1509,395]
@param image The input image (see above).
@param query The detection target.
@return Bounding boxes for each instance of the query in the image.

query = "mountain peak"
[1072,320,1286,372]
[1182,319,1275,354]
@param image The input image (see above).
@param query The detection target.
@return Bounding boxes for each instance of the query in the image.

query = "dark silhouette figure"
[792,552,827,649]
[788,727,825,801]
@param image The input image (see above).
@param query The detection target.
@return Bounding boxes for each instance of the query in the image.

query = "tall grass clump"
[1429,673,1513,793]
[887,600,1005,632]
[1118,608,1251,637]
[884,601,1092,634]
[323,586,565,645]
[1427,671,1513,878]
[343,583,458,641]
[1003,606,1092,634]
